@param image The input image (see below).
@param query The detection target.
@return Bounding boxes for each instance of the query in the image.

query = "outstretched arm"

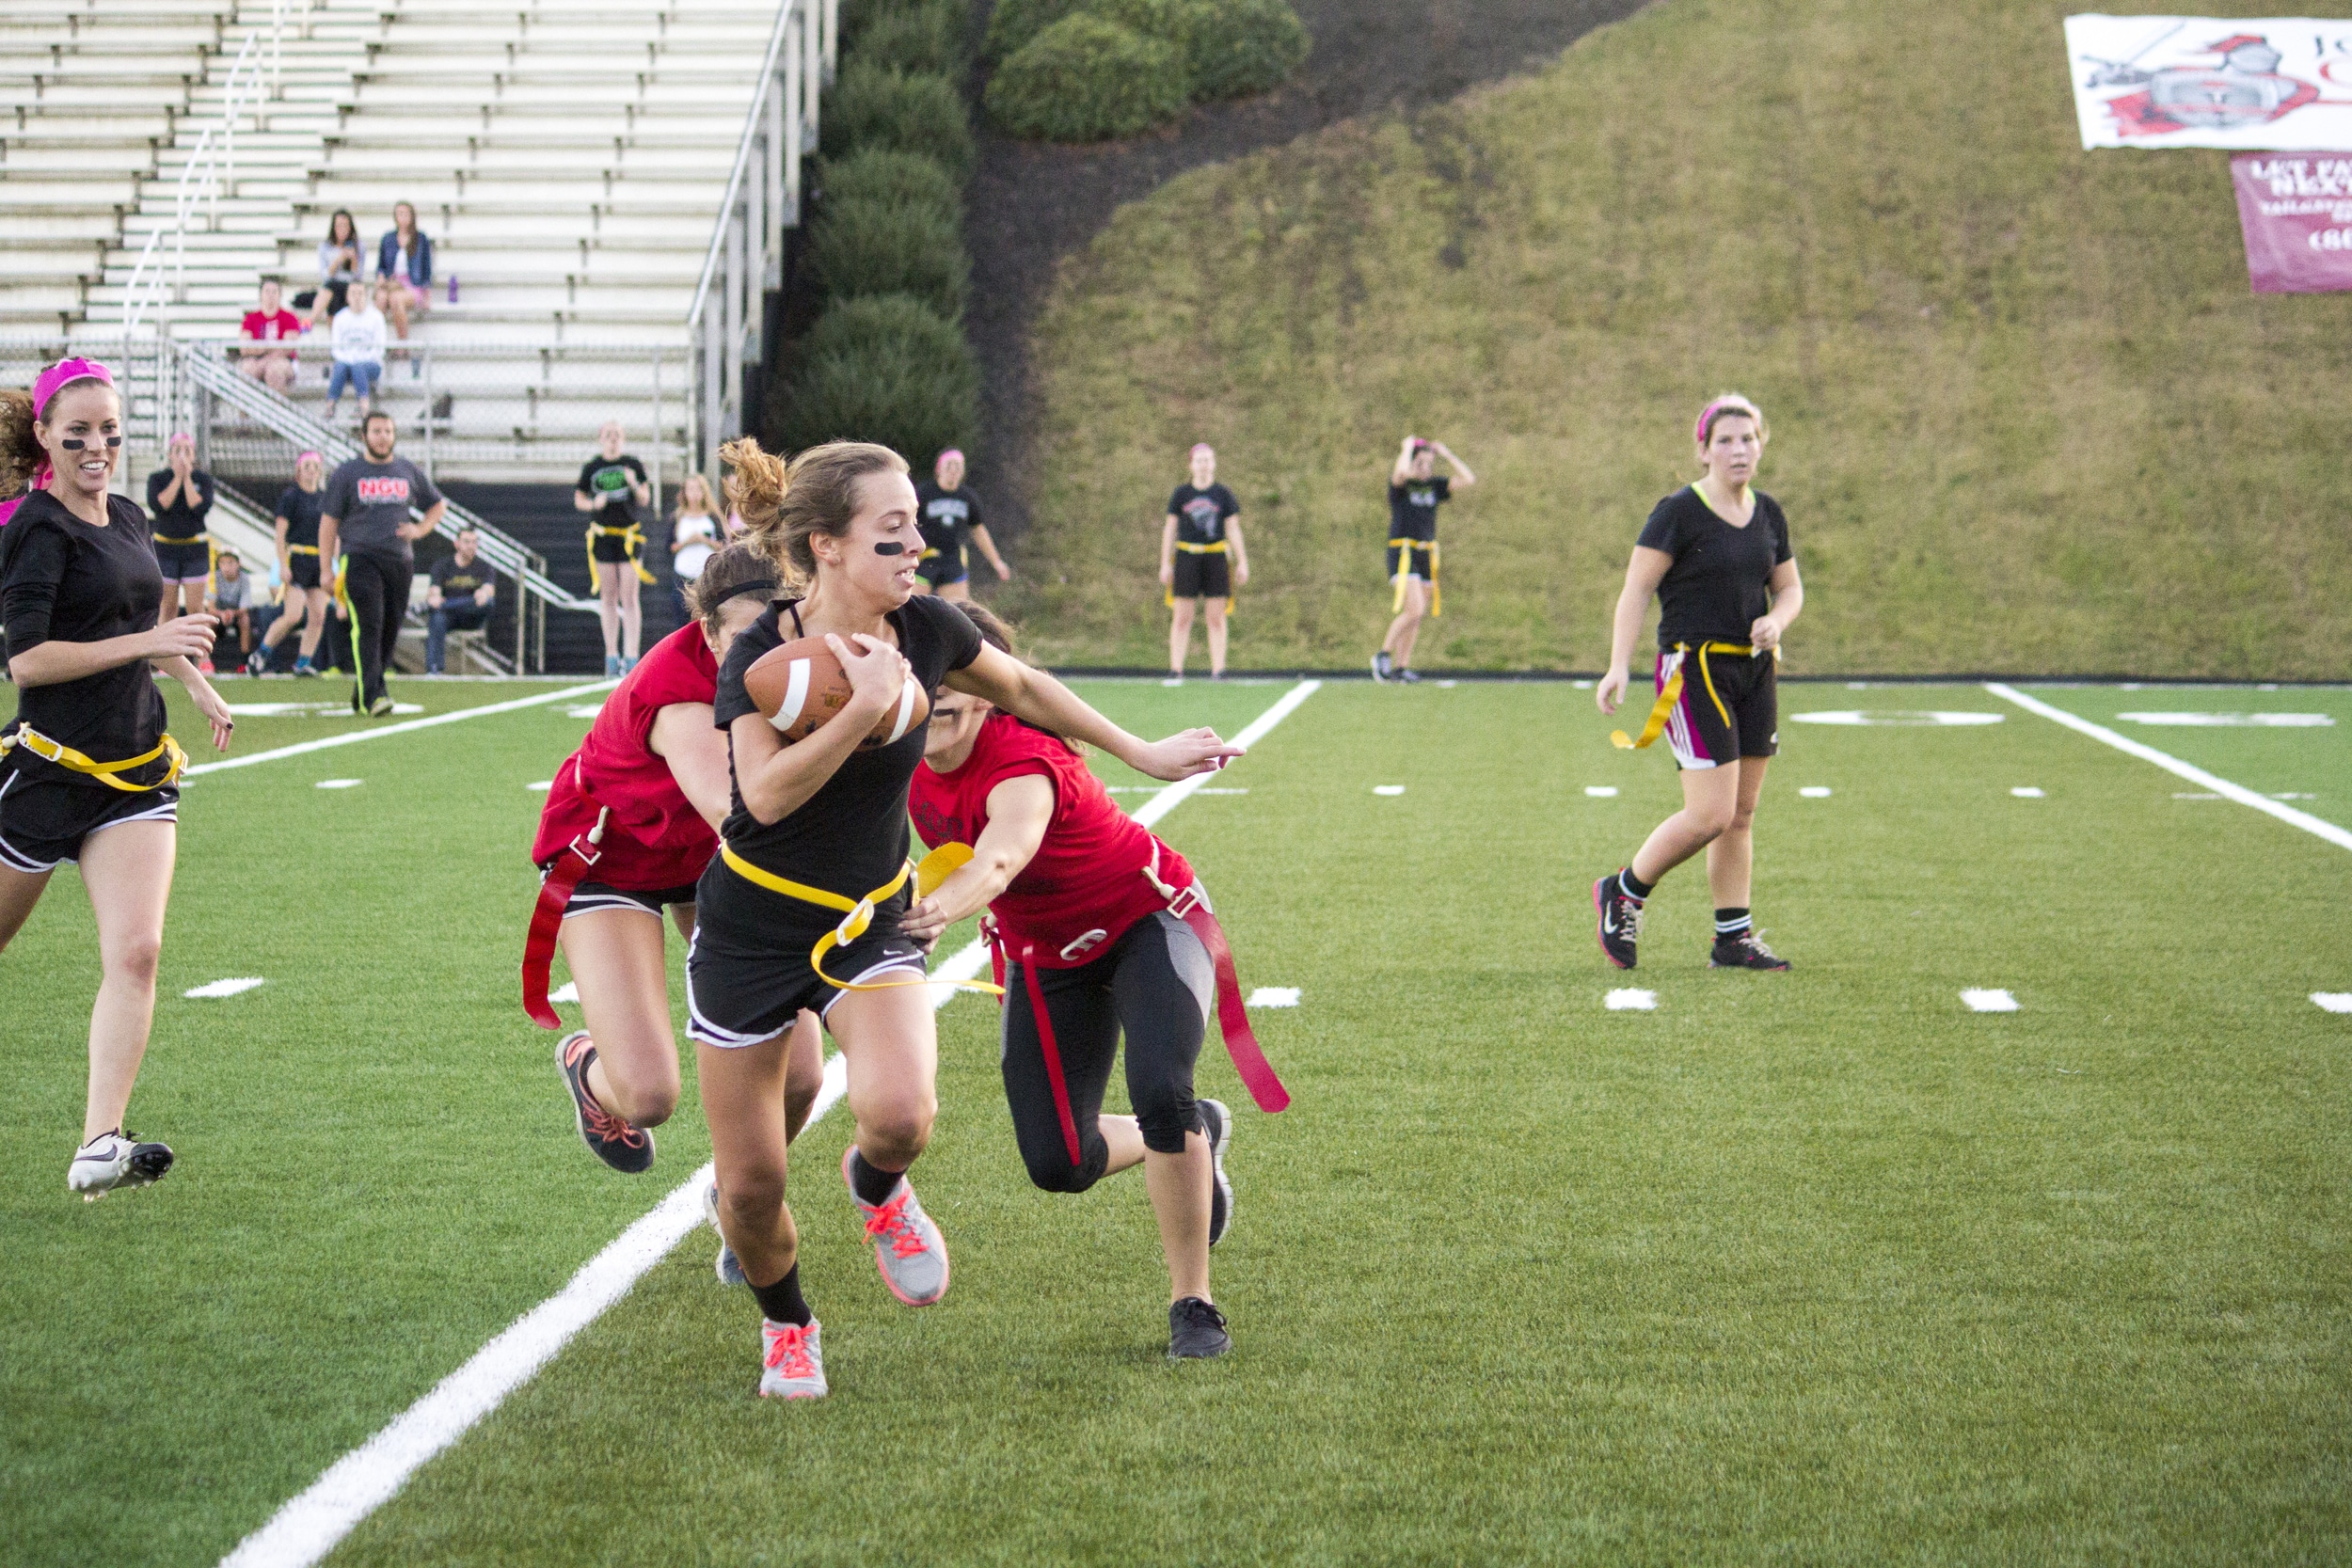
[901,773,1054,946]
[945,642,1242,781]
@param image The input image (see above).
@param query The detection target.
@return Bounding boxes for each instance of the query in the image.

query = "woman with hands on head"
[690,436,1241,1400]
[0,358,236,1201]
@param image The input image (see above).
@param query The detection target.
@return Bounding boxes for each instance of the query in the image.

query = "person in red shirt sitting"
[237,280,305,394]
[526,543,823,1199]
[905,604,1286,1362]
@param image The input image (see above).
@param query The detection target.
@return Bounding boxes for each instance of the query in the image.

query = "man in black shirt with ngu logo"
[425,525,497,674]
[320,410,443,715]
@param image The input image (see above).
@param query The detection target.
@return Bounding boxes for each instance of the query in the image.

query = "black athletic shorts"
[154,540,211,582]
[686,863,926,1043]
[590,528,638,563]
[288,553,322,591]
[1170,550,1230,601]
[1657,644,1778,770]
[556,878,698,920]
[0,765,179,874]
[1001,911,1212,1191]
[917,550,967,589]
[1386,539,1435,582]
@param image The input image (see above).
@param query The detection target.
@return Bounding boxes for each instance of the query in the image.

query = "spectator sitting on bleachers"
[668,471,723,624]
[310,209,362,328]
[375,201,434,353]
[239,279,305,393]
[327,282,389,421]
[209,553,257,666]
[425,525,497,674]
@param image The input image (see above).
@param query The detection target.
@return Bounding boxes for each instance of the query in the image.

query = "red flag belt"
[522,757,609,1029]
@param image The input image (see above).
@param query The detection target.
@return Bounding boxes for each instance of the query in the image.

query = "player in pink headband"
[1,358,119,529]
[911,446,1009,603]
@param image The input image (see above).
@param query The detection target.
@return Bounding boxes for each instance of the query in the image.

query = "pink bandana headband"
[1693,395,1761,446]
[4,358,119,528]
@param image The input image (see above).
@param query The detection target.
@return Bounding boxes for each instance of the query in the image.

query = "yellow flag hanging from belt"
[1611,641,1753,750]
[716,841,1004,995]
[585,523,658,591]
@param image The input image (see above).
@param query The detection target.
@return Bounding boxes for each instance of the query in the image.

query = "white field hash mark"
[315,779,363,790]
[216,677,1324,1568]
[1248,987,1300,1008]
[1606,989,1657,1011]
[2314,993,2352,1014]
[1963,990,2020,1012]
[1373,784,1406,796]
[183,977,265,999]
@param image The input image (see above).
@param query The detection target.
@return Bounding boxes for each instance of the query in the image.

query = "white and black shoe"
[69,1129,173,1200]
[1371,650,1392,683]
[1198,1097,1234,1247]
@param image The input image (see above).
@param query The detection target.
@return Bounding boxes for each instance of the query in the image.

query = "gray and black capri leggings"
[1001,911,1214,1193]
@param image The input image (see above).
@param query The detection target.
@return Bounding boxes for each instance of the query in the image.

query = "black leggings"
[1001,911,1215,1192]
[342,550,411,707]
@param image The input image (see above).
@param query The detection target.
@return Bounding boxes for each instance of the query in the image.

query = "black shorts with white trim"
[686,866,925,1043]
[557,879,699,920]
[0,763,179,873]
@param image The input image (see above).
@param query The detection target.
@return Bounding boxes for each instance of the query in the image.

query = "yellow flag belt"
[1611,641,1756,751]
[585,522,658,590]
[1,725,187,792]
[718,841,1004,995]
[1389,537,1440,616]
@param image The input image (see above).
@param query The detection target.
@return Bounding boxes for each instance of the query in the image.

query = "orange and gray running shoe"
[758,1319,827,1400]
[553,1031,654,1174]
[842,1146,950,1307]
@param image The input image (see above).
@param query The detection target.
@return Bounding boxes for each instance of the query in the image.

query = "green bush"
[818,148,961,222]
[841,0,968,52]
[1184,0,1309,101]
[818,61,975,178]
[854,0,970,76]
[981,0,1082,63]
[780,294,978,463]
[985,15,1187,142]
[809,193,968,319]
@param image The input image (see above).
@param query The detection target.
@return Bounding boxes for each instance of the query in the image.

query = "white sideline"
[184,682,620,778]
[1985,684,2352,854]
[216,678,1322,1568]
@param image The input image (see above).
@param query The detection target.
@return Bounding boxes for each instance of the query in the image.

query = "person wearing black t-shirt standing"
[321,410,444,716]
[691,436,1240,1399]
[0,357,235,1199]
[575,420,653,677]
[1593,394,1804,973]
[250,449,335,676]
[911,448,1009,602]
[145,432,216,657]
[1157,443,1248,681]
[1372,435,1476,685]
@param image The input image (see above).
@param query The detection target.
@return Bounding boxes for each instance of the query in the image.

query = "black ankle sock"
[849,1148,904,1206]
[1618,867,1655,901]
[1714,908,1752,942]
[751,1263,812,1327]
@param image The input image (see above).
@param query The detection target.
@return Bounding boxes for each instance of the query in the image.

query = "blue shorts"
[327,360,380,401]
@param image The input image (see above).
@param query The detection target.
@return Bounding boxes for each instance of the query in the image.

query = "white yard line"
[184,682,618,778]
[1986,684,2352,855]
[217,677,1322,1568]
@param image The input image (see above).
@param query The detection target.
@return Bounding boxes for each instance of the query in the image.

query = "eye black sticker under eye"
[874,541,908,556]
[58,436,123,451]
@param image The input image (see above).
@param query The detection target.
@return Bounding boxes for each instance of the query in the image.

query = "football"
[742,636,930,750]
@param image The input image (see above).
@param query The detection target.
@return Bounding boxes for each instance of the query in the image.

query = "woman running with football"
[525,542,823,1186]
[691,436,1240,1399]
[0,357,236,1198]
[908,604,1270,1361]
[1593,393,1804,973]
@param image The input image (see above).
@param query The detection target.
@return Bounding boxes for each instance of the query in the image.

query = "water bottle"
[447,273,458,304]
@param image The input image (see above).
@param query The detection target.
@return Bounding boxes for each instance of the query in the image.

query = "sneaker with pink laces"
[758,1319,827,1399]
[553,1030,654,1174]
[841,1145,950,1306]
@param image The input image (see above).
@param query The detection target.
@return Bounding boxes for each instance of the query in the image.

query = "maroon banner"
[2232,154,2352,293]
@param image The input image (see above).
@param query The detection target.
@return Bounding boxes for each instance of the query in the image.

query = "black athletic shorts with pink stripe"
[1657,645,1778,770]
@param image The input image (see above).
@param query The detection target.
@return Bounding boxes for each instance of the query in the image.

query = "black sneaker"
[554,1030,655,1173]
[1198,1097,1233,1247]
[1593,873,1642,970]
[1710,932,1790,971]
[1168,1296,1231,1360]
[245,648,268,676]
[1371,650,1391,683]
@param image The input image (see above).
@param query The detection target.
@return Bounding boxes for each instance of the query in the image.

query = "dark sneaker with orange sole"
[554,1030,655,1173]
[1710,933,1790,971]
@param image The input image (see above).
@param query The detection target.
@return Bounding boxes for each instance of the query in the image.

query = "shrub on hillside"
[986,15,1186,142]
[809,194,968,319]
[855,0,971,76]
[819,61,975,178]
[780,293,977,463]
[841,0,968,51]
[981,0,1083,63]
[1185,0,1309,102]
[819,148,961,222]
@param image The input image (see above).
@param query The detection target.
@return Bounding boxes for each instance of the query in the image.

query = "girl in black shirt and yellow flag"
[0,358,235,1199]
[1593,394,1804,973]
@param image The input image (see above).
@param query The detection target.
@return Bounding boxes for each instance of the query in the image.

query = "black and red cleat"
[554,1030,655,1173]
[1593,874,1642,970]
[1709,932,1790,971]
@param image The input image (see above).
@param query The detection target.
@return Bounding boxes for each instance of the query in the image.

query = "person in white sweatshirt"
[326,282,389,420]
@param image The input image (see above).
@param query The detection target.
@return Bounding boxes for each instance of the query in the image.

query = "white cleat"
[69,1130,174,1201]
[758,1319,827,1399]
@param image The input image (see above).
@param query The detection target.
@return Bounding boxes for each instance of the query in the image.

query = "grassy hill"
[1000,0,2352,676]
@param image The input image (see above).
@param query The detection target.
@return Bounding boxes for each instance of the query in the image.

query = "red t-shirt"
[909,714,1193,967]
[242,309,304,349]
[532,623,721,890]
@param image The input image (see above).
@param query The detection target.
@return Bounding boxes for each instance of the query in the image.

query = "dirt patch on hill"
[961,0,1653,537]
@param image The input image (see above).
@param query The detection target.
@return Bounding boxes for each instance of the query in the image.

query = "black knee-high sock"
[1714,907,1753,942]
[751,1263,812,1327]
[1619,866,1655,901]
[849,1147,904,1206]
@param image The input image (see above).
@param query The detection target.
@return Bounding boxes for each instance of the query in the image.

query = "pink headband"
[33,356,115,419]
[168,431,195,447]
[1694,397,1759,445]
[938,448,963,465]
[297,450,323,465]
[1190,443,1214,459]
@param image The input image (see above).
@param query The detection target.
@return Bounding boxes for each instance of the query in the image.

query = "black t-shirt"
[578,455,647,525]
[276,484,325,550]
[1168,483,1239,546]
[1635,486,1793,648]
[0,491,169,784]
[914,482,982,565]
[145,467,215,543]
[431,553,496,602]
[1388,476,1451,543]
[710,593,984,901]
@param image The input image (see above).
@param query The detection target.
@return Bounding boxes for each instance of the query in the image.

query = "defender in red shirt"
[524,545,821,1186]
[906,606,1286,1362]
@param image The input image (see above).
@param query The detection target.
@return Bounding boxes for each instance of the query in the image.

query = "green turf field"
[5,674,2349,1565]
